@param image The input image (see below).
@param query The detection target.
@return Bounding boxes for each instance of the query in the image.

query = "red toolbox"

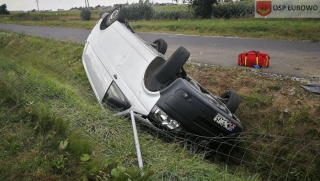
[238,51,270,67]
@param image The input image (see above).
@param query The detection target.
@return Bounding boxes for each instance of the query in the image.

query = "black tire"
[220,90,241,114]
[106,5,127,26]
[153,38,168,55]
[155,46,190,84]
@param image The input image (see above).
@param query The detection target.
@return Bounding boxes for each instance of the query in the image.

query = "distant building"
[96,5,111,10]
[57,9,65,11]
[9,10,24,13]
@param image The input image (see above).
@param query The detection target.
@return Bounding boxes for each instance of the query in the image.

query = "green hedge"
[127,3,153,21]
[9,12,59,21]
[153,9,193,20]
[212,2,254,19]
[101,2,254,21]
[80,8,91,21]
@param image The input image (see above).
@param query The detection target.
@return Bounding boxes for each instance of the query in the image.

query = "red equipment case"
[238,51,270,67]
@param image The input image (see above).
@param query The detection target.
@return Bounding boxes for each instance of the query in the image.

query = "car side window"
[102,82,131,111]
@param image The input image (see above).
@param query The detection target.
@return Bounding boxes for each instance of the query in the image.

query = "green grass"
[1,11,320,41]
[0,31,259,180]
[0,16,319,178]
[185,65,320,180]
[154,4,189,11]
[130,18,320,41]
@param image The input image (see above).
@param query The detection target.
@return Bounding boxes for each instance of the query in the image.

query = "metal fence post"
[130,110,143,169]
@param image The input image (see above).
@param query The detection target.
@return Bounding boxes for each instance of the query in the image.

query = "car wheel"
[153,38,168,55]
[155,46,190,84]
[106,5,127,26]
[220,90,241,114]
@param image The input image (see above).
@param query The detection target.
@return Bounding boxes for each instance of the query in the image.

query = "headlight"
[151,106,180,130]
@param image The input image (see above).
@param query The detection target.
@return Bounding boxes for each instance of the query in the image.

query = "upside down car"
[82,5,243,137]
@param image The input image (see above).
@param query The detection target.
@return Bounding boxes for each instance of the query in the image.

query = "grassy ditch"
[185,64,320,180]
[1,11,320,41]
[1,29,319,180]
[0,31,261,180]
[185,64,320,140]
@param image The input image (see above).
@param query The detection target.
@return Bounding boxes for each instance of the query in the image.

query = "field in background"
[130,19,320,41]
[1,4,320,41]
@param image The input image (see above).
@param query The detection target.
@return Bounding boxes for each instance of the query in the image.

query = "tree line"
[0,4,10,15]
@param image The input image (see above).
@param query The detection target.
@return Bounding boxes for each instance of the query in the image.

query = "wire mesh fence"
[0,31,319,180]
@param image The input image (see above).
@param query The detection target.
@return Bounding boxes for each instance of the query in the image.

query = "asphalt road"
[1,23,320,78]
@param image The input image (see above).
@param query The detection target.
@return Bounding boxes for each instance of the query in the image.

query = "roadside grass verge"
[1,13,320,41]
[130,18,320,41]
[0,31,259,180]
[184,64,320,180]
[185,64,320,140]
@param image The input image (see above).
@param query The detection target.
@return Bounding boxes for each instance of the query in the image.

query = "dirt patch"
[185,63,320,139]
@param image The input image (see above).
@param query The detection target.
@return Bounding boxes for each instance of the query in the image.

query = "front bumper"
[150,78,243,137]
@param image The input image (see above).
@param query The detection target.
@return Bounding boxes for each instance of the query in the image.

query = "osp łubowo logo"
[256,1,272,17]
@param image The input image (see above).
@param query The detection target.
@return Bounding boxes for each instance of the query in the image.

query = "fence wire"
[0,31,319,181]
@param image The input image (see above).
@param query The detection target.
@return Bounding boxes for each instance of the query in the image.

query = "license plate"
[213,114,236,132]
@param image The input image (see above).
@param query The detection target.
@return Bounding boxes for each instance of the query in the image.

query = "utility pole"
[36,0,39,11]
[85,0,90,8]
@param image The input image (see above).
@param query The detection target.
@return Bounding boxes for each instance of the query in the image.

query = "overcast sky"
[1,0,176,11]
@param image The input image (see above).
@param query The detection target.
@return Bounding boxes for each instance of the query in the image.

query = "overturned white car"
[82,5,243,137]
